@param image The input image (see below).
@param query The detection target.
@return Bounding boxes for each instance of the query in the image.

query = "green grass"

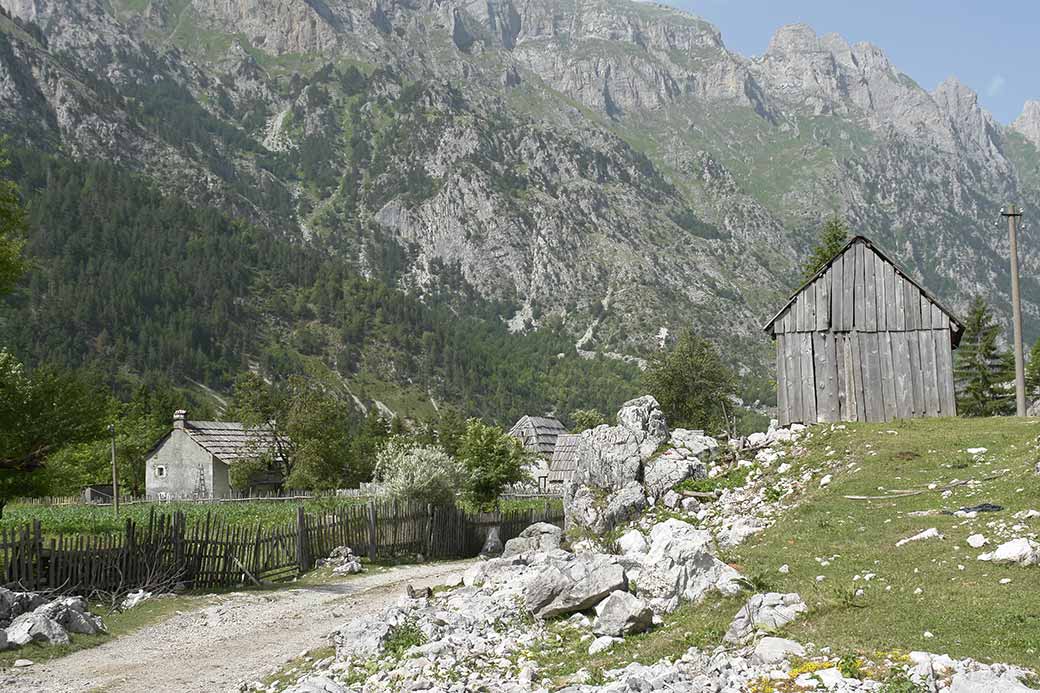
[536,417,1040,680]
[1,496,369,536]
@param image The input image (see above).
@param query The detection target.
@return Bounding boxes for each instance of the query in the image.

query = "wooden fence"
[0,500,564,594]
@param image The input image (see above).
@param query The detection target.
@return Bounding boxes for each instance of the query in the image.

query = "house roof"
[508,415,567,458]
[548,434,580,484]
[762,235,965,346]
[185,420,285,463]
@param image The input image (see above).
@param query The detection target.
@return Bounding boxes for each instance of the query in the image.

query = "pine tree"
[954,297,1015,416]
[1026,339,1040,398]
[802,216,850,281]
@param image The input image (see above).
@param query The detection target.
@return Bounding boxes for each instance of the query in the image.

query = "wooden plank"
[816,274,830,331]
[894,275,906,330]
[785,335,802,424]
[931,303,943,329]
[875,253,888,330]
[905,280,919,330]
[843,247,856,331]
[880,331,898,422]
[777,338,789,426]
[836,334,849,421]
[831,255,844,330]
[884,262,896,331]
[939,309,950,330]
[863,249,878,331]
[920,294,932,329]
[801,332,817,424]
[919,330,940,416]
[814,332,839,422]
[850,331,867,422]
[862,332,884,422]
[908,331,924,416]
[854,243,866,329]
[934,329,957,416]
[892,332,913,419]
[804,282,816,332]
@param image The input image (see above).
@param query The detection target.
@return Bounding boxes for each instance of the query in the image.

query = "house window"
[155,465,167,478]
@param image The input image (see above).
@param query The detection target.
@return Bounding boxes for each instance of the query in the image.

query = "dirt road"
[1,560,472,693]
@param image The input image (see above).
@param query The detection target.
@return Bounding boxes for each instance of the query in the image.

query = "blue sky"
[671,0,1037,124]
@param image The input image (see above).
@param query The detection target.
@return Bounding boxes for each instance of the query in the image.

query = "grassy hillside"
[536,417,1040,681]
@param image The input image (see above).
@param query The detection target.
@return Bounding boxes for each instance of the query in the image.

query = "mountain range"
[2,0,1039,418]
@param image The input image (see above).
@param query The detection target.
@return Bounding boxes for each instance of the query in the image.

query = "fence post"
[366,500,377,563]
[296,506,311,573]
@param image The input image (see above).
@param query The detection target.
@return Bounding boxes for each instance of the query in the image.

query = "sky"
[672,0,1038,124]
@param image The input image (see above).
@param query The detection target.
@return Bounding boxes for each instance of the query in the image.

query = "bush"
[373,439,462,506]
[642,330,735,433]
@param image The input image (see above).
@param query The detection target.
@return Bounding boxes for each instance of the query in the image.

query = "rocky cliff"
[2,0,1039,381]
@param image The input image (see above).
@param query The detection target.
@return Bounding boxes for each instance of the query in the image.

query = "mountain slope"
[2,0,1040,401]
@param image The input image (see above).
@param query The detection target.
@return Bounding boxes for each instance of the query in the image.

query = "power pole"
[109,423,120,517]
[1001,204,1027,416]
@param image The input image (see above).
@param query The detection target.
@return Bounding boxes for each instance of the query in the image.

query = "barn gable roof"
[763,236,964,346]
[508,415,567,458]
[548,434,580,484]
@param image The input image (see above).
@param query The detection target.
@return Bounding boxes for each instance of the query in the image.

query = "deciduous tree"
[643,330,735,433]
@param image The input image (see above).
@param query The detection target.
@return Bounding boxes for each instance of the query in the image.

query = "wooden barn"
[763,236,964,425]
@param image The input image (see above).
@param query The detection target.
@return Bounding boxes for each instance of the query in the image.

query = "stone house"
[144,410,285,500]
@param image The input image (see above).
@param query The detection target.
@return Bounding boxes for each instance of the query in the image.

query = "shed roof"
[508,415,567,458]
[763,236,964,346]
[548,434,580,484]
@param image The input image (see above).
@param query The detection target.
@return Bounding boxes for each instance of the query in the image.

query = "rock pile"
[0,588,104,649]
[317,546,365,575]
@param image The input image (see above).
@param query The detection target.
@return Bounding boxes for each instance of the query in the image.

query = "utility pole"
[109,423,119,517]
[1001,204,1027,416]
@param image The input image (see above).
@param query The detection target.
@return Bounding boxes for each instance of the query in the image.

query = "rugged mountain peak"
[1012,100,1040,148]
[765,23,824,56]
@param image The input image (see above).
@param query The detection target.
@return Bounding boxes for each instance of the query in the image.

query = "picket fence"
[0,501,564,594]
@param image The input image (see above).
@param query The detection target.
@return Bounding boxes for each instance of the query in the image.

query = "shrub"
[373,439,463,506]
[456,420,530,510]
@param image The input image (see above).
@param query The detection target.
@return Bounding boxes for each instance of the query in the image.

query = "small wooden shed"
[763,236,964,425]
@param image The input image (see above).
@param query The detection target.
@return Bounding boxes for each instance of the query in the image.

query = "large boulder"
[563,396,667,532]
[593,590,653,637]
[334,617,394,658]
[752,636,805,665]
[502,523,562,558]
[6,612,70,646]
[724,592,808,644]
[978,538,1040,566]
[638,519,743,614]
[524,554,627,619]
[34,597,103,635]
[643,449,707,501]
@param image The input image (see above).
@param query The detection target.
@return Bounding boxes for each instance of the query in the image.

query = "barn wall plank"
[836,334,849,421]
[854,243,866,330]
[801,332,818,424]
[831,255,844,331]
[777,337,789,426]
[934,330,957,416]
[908,330,924,416]
[920,294,933,329]
[863,249,878,331]
[850,332,866,422]
[817,276,830,331]
[862,332,884,422]
[813,332,839,422]
[931,303,943,329]
[906,281,920,330]
[879,331,897,422]
[919,330,940,416]
[884,263,897,331]
[874,252,887,330]
[894,275,906,330]
[890,332,912,419]
[806,283,817,332]
[786,334,802,424]
[843,247,856,331]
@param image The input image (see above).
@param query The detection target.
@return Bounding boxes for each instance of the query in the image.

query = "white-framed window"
[155,465,167,478]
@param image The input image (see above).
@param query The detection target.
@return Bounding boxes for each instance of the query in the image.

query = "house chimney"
[173,410,188,430]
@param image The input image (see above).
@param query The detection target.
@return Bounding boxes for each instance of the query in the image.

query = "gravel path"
[1,560,472,693]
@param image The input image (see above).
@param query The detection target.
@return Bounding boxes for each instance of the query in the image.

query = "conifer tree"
[802,216,850,281]
[954,296,1015,416]
[1025,339,1040,398]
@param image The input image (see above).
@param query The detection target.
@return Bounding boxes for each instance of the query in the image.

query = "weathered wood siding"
[773,240,958,425]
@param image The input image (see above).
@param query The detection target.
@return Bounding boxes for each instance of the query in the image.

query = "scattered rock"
[977,538,1040,566]
[617,529,648,555]
[592,590,653,637]
[587,635,621,655]
[120,589,153,610]
[724,592,807,644]
[967,534,988,549]
[752,636,805,665]
[13,658,33,668]
[896,528,943,547]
